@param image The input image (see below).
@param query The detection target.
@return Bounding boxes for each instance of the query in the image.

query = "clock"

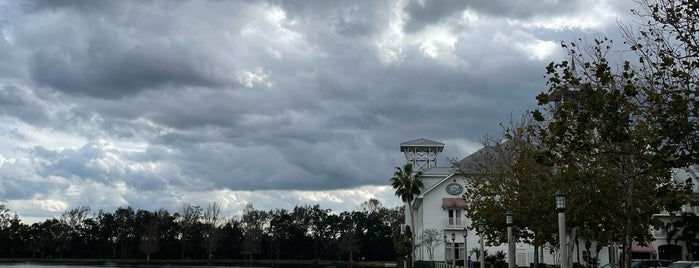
[446,183,463,195]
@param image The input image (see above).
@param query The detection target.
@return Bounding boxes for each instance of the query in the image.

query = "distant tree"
[241,203,269,261]
[177,203,201,259]
[114,207,136,258]
[0,204,12,229]
[360,198,382,213]
[139,219,160,262]
[420,228,442,261]
[338,212,361,262]
[202,202,222,260]
[390,163,423,264]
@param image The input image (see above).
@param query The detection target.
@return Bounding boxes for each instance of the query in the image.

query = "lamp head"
[554,189,566,212]
[505,210,513,226]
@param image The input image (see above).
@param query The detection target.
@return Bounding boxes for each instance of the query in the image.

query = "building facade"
[399,138,699,266]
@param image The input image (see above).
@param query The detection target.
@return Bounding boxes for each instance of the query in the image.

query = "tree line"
[0,199,404,261]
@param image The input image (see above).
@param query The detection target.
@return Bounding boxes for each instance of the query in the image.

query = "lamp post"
[463,226,468,266]
[506,211,514,268]
[451,233,456,268]
[555,190,567,268]
[444,234,448,264]
[478,221,485,268]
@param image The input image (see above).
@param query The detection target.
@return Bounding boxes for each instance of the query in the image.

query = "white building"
[399,138,699,266]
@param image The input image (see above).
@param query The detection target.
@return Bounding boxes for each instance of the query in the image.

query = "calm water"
[0,265,269,268]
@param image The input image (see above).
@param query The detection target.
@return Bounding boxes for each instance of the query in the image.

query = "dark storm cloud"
[0,0,632,219]
[402,0,594,33]
[17,0,258,99]
[273,0,389,38]
[0,83,49,125]
[403,0,468,32]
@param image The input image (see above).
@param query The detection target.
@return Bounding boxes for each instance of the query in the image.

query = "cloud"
[0,0,628,221]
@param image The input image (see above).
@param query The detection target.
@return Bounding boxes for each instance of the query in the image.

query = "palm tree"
[390,163,424,264]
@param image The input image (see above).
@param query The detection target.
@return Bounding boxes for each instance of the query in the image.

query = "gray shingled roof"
[454,140,512,174]
[673,164,699,193]
[422,166,456,176]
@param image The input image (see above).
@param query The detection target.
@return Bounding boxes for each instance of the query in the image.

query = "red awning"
[631,241,655,253]
[442,198,468,209]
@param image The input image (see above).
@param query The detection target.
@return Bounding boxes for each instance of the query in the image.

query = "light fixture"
[505,211,513,226]
[555,189,566,212]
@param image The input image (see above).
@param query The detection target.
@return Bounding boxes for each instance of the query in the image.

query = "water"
[0,264,267,268]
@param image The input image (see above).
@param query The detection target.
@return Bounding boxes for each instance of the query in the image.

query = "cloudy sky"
[0,0,638,222]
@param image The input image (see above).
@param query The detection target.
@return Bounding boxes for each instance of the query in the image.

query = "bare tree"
[202,202,222,260]
[421,228,443,261]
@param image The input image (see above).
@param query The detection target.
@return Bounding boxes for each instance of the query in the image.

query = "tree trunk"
[623,174,634,268]
[408,200,416,266]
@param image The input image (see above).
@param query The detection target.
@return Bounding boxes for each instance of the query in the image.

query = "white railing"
[436,263,460,268]
[444,218,467,229]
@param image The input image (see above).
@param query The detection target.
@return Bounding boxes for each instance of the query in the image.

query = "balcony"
[444,218,466,229]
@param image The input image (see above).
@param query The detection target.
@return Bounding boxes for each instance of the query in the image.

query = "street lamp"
[463,226,468,266]
[478,221,485,268]
[506,211,514,268]
[555,190,567,268]
[451,233,456,268]
[444,234,448,264]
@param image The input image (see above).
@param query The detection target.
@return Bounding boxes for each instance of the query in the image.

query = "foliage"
[666,212,699,260]
[458,113,557,268]
[0,200,402,261]
[390,163,424,263]
[531,0,699,265]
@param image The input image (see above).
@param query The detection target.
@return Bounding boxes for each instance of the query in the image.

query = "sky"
[0,0,639,223]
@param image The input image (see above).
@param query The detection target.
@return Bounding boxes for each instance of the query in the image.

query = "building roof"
[400,138,445,151]
[672,164,699,193]
[454,140,512,174]
[442,198,468,209]
[422,167,457,176]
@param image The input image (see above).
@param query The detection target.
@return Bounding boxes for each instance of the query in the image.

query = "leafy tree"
[337,211,361,262]
[360,198,383,213]
[390,163,424,264]
[624,0,699,167]
[114,207,137,258]
[177,203,201,259]
[458,114,557,268]
[241,203,269,261]
[534,37,691,268]
[139,218,160,261]
[666,212,699,260]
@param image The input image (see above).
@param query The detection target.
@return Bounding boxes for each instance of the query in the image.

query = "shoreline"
[0,258,396,267]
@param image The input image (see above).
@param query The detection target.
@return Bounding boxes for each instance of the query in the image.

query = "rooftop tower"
[400,138,444,172]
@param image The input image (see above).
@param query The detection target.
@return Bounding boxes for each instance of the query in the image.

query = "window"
[446,243,464,260]
[448,209,462,226]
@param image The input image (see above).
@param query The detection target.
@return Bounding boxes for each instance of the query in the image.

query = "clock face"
[446,183,463,195]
